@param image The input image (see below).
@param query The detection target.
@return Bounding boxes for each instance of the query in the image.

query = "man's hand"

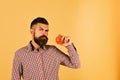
[61,36,72,46]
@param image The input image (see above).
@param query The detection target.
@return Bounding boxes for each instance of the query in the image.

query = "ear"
[30,29,34,35]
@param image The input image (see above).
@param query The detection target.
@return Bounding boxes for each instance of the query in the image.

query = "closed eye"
[39,27,43,31]
[45,30,49,32]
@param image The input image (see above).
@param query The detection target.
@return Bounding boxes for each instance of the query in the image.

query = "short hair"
[30,17,49,29]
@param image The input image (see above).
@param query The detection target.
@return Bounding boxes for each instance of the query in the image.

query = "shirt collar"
[27,41,47,52]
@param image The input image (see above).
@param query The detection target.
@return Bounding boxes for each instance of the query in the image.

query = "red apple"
[55,34,64,44]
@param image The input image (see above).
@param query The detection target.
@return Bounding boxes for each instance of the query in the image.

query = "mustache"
[34,35,48,47]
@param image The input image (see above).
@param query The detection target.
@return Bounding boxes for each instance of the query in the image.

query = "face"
[32,23,49,37]
[30,23,49,47]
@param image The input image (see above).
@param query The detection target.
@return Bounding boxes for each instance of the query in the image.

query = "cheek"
[45,32,48,36]
[34,30,42,37]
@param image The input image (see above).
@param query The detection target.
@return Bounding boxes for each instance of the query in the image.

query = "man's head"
[30,17,49,47]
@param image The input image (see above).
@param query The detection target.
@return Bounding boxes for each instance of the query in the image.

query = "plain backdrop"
[0,0,120,80]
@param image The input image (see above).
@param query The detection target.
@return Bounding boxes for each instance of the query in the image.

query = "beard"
[34,35,48,48]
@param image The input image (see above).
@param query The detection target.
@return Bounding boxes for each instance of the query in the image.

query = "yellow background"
[0,0,120,80]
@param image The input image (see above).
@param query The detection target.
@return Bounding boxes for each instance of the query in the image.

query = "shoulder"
[46,44,63,53]
[45,45,62,53]
[14,46,28,56]
[45,44,57,49]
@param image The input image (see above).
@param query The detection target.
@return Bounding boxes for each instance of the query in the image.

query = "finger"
[64,37,70,43]
[62,36,65,41]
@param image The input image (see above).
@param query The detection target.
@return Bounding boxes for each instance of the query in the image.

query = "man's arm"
[11,51,23,80]
[56,44,80,68]
[56,35,80,68]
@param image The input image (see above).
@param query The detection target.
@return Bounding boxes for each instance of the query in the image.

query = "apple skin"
[55,34,64,44]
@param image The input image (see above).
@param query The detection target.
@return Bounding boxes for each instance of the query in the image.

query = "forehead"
[34,23,49,29]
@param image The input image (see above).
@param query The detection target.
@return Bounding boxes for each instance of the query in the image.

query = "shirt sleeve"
[11,51,23,80]
[55,44,80,68]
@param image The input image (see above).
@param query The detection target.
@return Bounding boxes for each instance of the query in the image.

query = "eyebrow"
[39,27,49,31]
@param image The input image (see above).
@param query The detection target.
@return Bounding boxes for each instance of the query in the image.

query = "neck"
[31,39,40,50]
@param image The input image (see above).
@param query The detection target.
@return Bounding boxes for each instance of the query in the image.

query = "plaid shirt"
[12,42,80,80]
